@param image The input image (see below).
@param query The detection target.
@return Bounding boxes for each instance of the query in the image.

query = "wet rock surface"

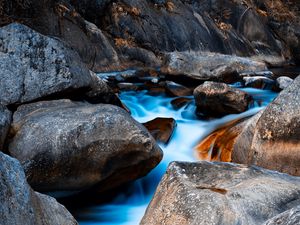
[143,117,177,144]
[0,23,92,106]
[7,99,163,193]
[0,152,78,225]
[243,76,275,89]
[141,161,300,225]
[194,81,252,117]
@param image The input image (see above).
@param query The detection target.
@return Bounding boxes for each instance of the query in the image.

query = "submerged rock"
[0,105,11,149]
[141,161,300,225]
[8,100,163,193]
[0,152,77,225]
[0,23,92,106]
[143,118,177,144]
[194,81,252,117]
[171,97,192,110]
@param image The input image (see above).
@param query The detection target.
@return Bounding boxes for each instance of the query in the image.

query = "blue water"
[76,87,277,225]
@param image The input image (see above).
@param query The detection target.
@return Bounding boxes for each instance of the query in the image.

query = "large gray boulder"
[0,23,92,106]
[0,105,11,148]
[8,100,162,193]
[162,52,268,83]
[0,152,77,225]
[141,161,300,225]
[264,205,300,225]
[232,75,300,176]
[194,81,252,117]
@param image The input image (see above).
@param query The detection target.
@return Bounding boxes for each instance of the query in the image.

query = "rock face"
[162,52,267,83]
[232,75,300,176]
[0,105,11,149]
[141,161,300,225]
[7,100,163,192]
[194,81,252,117]
[2,0,299,70]
[264,205,300,225]
[0,23,92,106]
[0,152,77,225]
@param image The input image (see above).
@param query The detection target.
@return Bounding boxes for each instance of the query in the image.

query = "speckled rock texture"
[161,51,267,83]
[7,100,163,193]
[0,105,11,149]
[275,76,294,91]
[232,75,300,176]
[264,205,300,225]
[194,81,252,117]
[141,161,300,225]
[0,23,92,106]
[0,152,78,225]
[84,71,123,107]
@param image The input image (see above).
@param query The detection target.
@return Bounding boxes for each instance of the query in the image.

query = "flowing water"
[74,85,277,225]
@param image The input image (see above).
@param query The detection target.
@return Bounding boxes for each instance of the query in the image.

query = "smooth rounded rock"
[8,100,163,193]
[194,81,252,117]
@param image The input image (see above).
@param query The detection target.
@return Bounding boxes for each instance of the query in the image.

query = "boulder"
[0,23,92,106]
[141,161,300,225]
[0,152,77,225]
[7,100,163,193]
[194,81,252,117]
[232,75,300,175]
[143,118,177,144]
[0,105,11,149]
[243,76,275,89]
[275,76,294,91]
[162,52,267,84]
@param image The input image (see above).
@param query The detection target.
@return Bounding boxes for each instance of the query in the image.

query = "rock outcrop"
[141,161,300,225]
[7,100,163,193]
[0,152,78,225]
[0,23,92,106]
[194,81,252,117]
[264,205,300,225]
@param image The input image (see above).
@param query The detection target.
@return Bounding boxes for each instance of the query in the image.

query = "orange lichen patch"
[195,117,248,162]
[129,7,141,16]
[263,0,296,22]
[256,9,268,17]
[114,37,135,48]
[216,22,232,31]
[196,186,228,195]
[166,1,175,12]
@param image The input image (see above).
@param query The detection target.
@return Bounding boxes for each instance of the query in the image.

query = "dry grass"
[166,1,175,12]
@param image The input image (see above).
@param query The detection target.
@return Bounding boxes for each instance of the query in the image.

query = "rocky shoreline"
[1,0,300,225]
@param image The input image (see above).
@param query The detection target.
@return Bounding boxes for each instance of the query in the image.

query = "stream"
[73,85,277,225]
